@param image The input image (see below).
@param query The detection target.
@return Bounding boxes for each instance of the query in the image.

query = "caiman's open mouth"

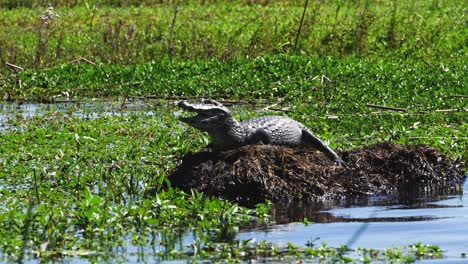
[178,111,210,124]
[176,99,231,127]
[177,100,210,124]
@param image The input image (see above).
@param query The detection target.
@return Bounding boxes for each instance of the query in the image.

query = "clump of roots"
[169,142,465,206]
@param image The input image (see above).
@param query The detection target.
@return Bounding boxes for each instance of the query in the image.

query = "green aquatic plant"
[0,101,463,262]
[0,108,259,261]
[2,54,466,116]
[0,0,465,72]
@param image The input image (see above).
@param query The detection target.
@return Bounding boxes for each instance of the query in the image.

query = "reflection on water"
[0,99,159,117]
[117,180,468,263]
[238,181,468,259]
[269,191,464,225]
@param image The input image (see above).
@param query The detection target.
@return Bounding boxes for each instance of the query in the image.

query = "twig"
[5,62,24,71]
[262,103,279,111]
[434,109,458,112]
[119,96,127,111]
[269,107,292,113]
[18,200,34,264]
[69,57,96,65]
[53,99,78,103]
[321,74,332,84]
[366,104,407,112]
[168,1,180,61]
[325,114,339,119]
[294,0,309,52]
[450,94,468,98]
[418,56,434,68]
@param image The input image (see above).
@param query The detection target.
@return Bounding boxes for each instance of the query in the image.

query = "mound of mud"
[169,142,465,205]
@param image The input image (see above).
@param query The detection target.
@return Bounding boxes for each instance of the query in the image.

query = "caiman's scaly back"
[177,99,348,167]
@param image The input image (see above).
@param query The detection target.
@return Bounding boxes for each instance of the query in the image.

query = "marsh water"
[1,101,467,262]
[126,179,468,263]
[242,180,468,259]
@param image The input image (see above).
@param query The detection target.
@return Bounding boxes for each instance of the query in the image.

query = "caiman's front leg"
[245,129,271,145]
[205,142,216,149]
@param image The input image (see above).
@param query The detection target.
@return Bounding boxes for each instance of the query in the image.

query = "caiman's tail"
[301,129,350,168]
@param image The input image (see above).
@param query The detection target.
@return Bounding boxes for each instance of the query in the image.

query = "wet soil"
[169,142,465,206]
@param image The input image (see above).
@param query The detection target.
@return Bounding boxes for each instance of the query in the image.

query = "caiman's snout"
[178,115,191,123]
[176,100,191,123]
[176,99,231,130]
[176,100,200,123]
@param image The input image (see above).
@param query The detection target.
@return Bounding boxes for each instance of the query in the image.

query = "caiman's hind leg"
[301,129,349,168]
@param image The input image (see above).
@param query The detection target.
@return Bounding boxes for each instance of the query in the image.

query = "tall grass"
[4,0,301,8]
[0,0,465,73]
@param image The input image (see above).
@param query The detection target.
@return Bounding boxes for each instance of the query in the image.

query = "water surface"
[239,181,468,260]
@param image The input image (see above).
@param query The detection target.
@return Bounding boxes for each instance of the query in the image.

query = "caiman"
[177,99,348,167]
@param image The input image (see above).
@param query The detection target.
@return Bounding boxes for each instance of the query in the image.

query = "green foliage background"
[0,0,466,71]
[0,0,466,262]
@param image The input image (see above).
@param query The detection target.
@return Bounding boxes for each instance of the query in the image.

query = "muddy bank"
[169,142,465,205]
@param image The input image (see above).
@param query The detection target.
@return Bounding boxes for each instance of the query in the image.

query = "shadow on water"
[238,180,468,258]
[270,185,465,224]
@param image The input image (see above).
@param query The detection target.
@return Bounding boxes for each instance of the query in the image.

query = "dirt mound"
[169,142,465,206]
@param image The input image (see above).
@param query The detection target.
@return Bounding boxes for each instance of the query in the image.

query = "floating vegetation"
[0,97,465,262]
[169,142,465,205]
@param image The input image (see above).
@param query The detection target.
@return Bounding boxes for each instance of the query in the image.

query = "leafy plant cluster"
[149,240,443,263]
[0,0,465,72]
[0,108,270,262]
[2,55,465,108]
[2,55,465,157]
